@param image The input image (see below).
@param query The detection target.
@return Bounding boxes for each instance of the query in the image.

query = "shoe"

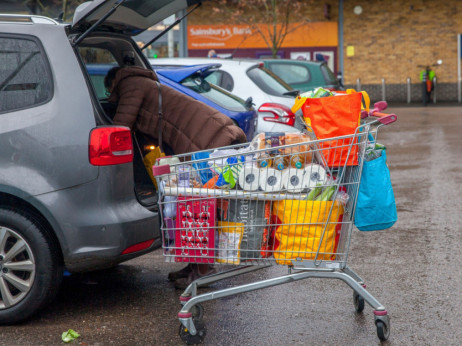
[174,264,217,290]
[167,263,193,282]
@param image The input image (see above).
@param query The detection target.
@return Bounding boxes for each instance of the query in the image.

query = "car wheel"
[0,208,63,324]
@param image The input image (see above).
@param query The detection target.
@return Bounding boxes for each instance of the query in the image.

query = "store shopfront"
[187,22,339,74]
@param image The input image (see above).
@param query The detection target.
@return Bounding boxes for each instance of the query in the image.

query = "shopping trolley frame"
[153,106,396,344]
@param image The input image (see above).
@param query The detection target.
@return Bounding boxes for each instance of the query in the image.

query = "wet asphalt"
[1,104,462,345]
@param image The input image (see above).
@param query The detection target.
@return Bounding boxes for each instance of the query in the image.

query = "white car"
[151,57,302,133]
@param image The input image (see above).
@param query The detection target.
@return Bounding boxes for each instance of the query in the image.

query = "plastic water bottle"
[257,153,272,168]
[290,154,305,169]
[273,155,288,171]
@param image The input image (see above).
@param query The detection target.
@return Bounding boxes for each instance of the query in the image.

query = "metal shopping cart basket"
[153,108,397,344]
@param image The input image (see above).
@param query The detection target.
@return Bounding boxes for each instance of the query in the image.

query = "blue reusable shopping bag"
[354,148,397,231]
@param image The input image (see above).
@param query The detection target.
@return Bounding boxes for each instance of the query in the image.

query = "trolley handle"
[369,111,397,125]
[361,101,397,125]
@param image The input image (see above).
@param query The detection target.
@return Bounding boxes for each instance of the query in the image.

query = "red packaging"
[175,197,216,263]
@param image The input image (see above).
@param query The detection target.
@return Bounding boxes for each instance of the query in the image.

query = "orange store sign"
[188,22,338,50]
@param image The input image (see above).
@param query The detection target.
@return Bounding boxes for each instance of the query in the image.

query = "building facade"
[188,0,462,103]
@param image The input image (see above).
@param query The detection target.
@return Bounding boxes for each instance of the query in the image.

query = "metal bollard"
[407,77,411,104]
[356,78,361,91]
[381,78,386,101]
[459,76,462,103]
[433,77,437,104]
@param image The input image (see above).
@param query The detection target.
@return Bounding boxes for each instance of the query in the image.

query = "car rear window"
[269,63,311,84]
[181,76,247,112]
[246,65,292,97]
[0,36,53,113]
[321,64,338,85]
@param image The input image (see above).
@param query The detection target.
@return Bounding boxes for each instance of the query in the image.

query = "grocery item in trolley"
[216,221,244,264]
[218,199,268,261]
[175,197,217,263]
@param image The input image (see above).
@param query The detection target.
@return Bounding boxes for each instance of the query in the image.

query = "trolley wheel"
[179,320,206,345]
[353,292,365,313]
[191,303,204,322]
[376,320,390,341]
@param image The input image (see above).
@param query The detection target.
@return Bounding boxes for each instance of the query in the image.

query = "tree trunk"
[62,0,69,21]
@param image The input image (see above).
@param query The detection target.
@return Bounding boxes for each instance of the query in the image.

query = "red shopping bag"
[302,91,364,167]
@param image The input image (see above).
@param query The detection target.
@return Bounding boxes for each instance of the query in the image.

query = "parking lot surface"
[1,105,462,345]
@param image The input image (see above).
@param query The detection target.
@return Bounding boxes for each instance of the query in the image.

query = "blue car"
[86,64,257,141]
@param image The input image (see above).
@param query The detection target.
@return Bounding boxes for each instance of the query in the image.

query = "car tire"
[0,207,63,324]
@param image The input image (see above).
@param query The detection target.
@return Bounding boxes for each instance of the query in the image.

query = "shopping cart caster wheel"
[353,292,365,313]
[191,303,204,322]
[179,321,206,345]
[376,320,390,341]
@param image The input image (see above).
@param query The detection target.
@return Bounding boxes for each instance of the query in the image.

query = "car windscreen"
[181,76,248,112]
[321,64,339,86]
[246,65,292,97]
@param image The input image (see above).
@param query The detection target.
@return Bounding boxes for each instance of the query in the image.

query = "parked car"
[151,58,302,133]
[0,0,202,324]
[262,59,342,93]
[87,63,257,141]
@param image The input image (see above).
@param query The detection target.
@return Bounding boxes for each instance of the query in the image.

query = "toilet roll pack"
[238,163,328,193]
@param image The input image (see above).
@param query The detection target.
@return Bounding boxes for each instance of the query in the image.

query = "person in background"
[207,49,217,58]
[104,66,247,288]
[419,66,435,106]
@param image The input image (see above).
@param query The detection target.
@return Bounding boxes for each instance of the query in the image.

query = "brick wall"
[343,0,462,85]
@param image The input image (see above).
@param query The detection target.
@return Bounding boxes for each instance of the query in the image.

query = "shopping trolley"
[153,106,397,344]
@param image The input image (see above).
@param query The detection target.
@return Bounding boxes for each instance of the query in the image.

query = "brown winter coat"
[108,66,247,154]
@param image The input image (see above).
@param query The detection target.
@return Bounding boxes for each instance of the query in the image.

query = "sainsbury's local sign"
[188,22,338,50]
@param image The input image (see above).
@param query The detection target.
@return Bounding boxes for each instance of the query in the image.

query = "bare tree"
[211,0,307,58]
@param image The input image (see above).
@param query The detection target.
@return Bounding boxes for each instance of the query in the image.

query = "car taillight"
[89,126,133,166]
[258,103,295,127]
[121,239,154,255]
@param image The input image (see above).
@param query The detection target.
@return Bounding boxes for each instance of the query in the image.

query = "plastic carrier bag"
[354,148,397,231]
[271,200,344,265]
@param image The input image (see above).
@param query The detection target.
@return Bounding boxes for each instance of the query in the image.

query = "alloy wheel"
[0,226,36,309]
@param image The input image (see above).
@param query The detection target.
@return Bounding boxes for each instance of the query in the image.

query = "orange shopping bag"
[302,91,365,167]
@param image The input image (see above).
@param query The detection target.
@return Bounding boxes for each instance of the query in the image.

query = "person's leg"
[168,263,193,281]
[174,263,217,289]
[422,82,427,106]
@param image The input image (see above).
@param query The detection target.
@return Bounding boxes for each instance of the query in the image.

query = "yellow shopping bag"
[272,200,344,265]
[143,146,165,189]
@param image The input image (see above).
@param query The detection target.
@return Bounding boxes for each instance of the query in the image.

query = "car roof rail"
[0,14,59,25]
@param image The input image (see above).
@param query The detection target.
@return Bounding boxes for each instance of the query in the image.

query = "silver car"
[0,0,199,324]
